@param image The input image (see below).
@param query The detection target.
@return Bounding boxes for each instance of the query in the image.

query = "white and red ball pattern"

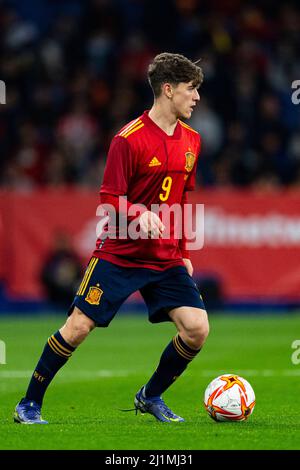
[204,374,256,422]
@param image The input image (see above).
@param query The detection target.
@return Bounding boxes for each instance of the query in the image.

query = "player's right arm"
[100,136,164,237]
[138,210,165,238]
[100,135,135,196]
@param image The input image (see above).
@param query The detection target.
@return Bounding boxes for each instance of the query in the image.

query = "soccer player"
[14,53,209,424]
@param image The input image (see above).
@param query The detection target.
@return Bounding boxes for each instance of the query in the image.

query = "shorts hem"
[149,301,206,324]
[68,300,111,328]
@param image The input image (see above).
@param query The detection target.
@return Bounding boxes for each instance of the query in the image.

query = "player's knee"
[183,311,209,350]
[72,322,93,344]
[189,322,209,350]
[60,307,95,347]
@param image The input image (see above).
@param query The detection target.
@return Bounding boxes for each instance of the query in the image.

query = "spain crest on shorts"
[185,151,195,172]
[85,285,103,305]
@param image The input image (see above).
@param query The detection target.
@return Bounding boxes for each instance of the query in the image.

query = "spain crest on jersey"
[85,286,103,305]
[185,151,195,172]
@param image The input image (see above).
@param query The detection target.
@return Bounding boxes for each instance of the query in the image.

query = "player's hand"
[139,210,165,238]
[183,258,193,276]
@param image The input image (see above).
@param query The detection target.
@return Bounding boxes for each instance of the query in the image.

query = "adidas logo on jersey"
[149,157,161,167]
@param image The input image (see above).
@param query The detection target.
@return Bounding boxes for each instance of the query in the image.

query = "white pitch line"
[1,369,300,379]
[0,370,131,379]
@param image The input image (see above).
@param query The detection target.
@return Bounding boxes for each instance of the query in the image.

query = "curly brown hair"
[148,52,204,98]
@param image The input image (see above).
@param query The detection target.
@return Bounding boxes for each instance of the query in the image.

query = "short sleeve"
[100,136,136,195]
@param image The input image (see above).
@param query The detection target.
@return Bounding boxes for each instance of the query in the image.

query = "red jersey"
[93,110,201,270]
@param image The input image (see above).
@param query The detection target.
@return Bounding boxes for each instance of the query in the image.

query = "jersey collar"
[142,110,182,140]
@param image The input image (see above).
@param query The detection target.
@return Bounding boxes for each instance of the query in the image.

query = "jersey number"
[159,176,172,202]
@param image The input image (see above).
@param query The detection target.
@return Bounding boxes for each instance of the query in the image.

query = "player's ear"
[163,83,173,99]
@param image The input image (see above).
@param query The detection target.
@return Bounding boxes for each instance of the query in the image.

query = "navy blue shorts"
[69,257,206,327]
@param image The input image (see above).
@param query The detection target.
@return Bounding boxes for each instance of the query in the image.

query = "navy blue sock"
[145,334,201,397]
[25,331,75,406]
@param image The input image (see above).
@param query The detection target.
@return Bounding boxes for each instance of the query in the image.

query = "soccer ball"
[204,374,256,422]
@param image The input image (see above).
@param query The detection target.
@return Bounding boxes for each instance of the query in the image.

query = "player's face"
[171,81,200,119]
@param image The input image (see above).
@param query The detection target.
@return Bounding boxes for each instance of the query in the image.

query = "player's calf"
[13,308,95,424]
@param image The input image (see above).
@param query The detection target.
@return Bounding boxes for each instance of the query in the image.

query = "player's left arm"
[181,133,201,277]
[180,190,193,276]
[183,258,193,277]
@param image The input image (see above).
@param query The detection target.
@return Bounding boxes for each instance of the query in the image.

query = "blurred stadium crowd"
[0,0,300,191]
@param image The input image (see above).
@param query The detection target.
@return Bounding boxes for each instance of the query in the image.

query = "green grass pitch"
[0,312,300,450]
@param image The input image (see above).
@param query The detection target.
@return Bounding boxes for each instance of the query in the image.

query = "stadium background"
[0,0,300,452]
[0,0,300,312]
